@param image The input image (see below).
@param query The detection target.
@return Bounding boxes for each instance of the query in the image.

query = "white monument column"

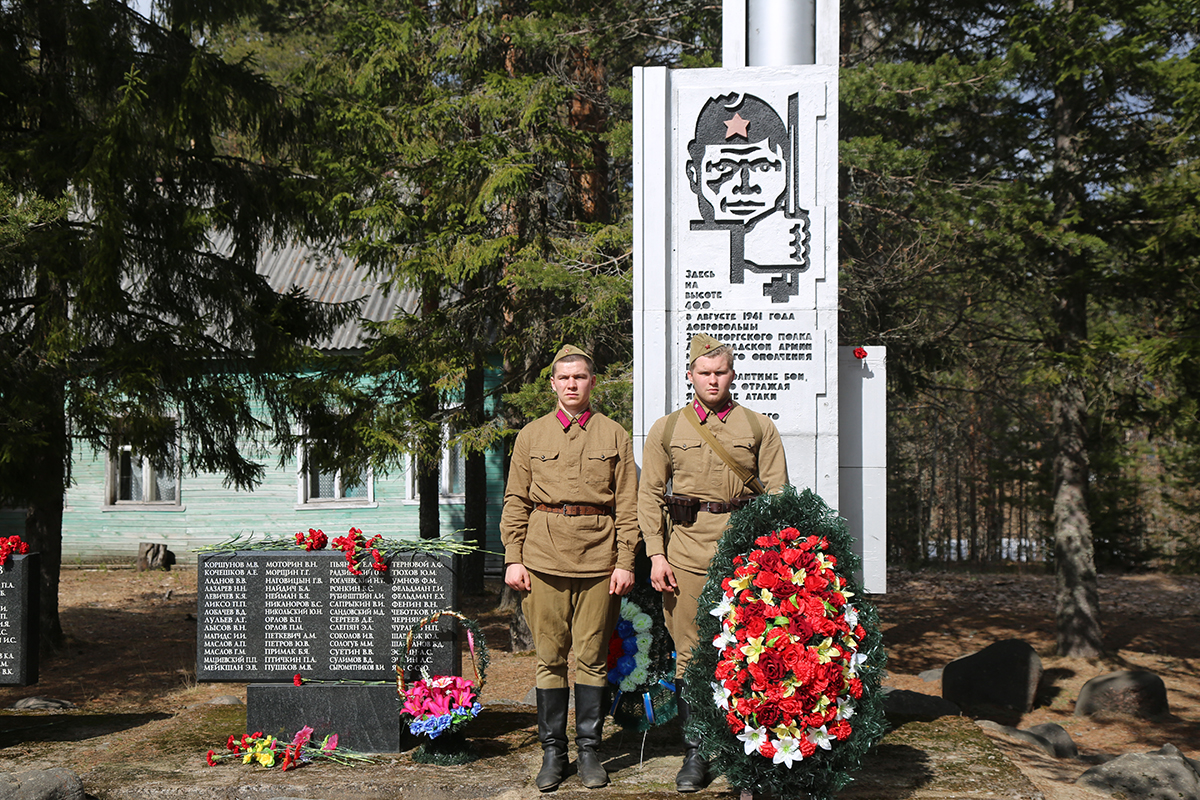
[634,0,886,592]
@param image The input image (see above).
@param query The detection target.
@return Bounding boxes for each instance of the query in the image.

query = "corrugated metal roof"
[209,232,416,351]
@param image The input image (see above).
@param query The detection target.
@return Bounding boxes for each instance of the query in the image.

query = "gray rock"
[1076,743,1200,800]
[8,697,76,710]
[881,688,961,721]
[1075,669,1169,719]
[977,719,1077,758]
[0,769,85,800]
[942,639,1043,714]
[1025,722,1078,758]
[918,668,943,683]
[206,695,244,705]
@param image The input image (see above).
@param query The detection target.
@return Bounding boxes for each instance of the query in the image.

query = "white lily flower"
[808,725,833,751]
[843,605,859,629]
[709,594,734,619]
[737,725,768,756]
[772,736,802,767]
[712,682,731,711]
[713,629,737,650]
[836,696,856,720]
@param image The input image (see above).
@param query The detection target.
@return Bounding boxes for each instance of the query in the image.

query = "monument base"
[247,683,406,753]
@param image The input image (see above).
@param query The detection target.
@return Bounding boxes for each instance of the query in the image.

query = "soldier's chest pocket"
[668,438,705,480]
[530,449,560,483]
[583,448,619,486]
[728,437,758,472]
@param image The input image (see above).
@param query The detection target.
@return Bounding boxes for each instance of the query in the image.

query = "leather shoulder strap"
[660,409,682,458]
[744,405,762,445]
[683,404,766,494]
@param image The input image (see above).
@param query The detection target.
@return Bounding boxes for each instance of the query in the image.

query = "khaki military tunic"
[501,410,638,576]
[637,401,788,575]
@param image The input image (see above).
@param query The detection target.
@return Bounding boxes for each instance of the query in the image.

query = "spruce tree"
[0,0,351,647]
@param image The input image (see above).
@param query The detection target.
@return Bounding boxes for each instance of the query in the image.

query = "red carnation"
[726,711,743,733]
[293,673,303,686]
[853,346,868,360]
[798,736,818,757]
[779,526,801,541]
[758,740,777,759]
[849,678,864,699]
[829,719,853,740]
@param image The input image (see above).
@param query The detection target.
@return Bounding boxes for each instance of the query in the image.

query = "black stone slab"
[0,553,39,686]
[246,683,409,753]
[197,550,458,682]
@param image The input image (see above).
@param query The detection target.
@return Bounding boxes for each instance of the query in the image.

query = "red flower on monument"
[853,347,867,360]
[0,534,29,567]
[293,673,303,686]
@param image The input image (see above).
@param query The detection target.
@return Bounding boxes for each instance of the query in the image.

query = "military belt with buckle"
[535,502,613,517]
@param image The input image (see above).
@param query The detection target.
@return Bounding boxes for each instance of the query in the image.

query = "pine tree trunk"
[25,396,66,652]
[1051,363,1102,656]
[1049,0,1103,657]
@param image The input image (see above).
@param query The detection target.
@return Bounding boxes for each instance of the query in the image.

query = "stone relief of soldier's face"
[693,138,787,226]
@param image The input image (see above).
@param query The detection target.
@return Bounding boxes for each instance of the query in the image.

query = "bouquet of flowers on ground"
[401,673,482,739]
[205,727,377,770]
[684,487,887,800]
[605,581,677,731]
[396,610,489,765]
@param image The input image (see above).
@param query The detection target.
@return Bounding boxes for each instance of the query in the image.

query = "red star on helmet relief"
[723,112,750,139]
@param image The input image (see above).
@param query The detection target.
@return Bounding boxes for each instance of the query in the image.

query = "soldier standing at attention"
[638,333,789,792]
[501,344,637,791]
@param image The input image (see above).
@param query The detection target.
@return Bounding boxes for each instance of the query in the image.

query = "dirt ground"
[2,566,1199,799]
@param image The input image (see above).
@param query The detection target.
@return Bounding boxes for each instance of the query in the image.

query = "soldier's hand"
[609,568,635,596]
[504,563,531,592]
[650,554,677,593]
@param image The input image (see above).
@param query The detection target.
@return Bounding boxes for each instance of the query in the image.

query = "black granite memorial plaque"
[196,550,457,682]
[247,683,408,753]
[0,553,39,686]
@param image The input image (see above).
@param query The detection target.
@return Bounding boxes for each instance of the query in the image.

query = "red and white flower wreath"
[709,527,870,768]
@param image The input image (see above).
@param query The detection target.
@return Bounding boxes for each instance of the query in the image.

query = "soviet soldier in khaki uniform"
[501,344,637,791]
[638,333,788,792]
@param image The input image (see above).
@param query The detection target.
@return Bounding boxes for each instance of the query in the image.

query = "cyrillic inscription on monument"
[197,551,456,682]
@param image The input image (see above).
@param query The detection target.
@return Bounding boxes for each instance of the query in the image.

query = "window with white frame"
[107,434,181,507]
[406,439,467,502]
[298,448,374,507]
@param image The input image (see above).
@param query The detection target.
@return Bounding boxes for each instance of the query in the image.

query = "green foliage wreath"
[682,487,887,800]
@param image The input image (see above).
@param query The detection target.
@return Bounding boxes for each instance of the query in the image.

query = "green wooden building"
[42,239,506,568]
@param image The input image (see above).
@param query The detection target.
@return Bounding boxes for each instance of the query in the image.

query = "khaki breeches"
[524,570,619,689]
[663,567,708,679]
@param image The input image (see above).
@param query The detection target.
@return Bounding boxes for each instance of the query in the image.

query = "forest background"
[4,0,1200,659]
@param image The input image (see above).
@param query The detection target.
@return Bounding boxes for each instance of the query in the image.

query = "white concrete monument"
[633,0,886,592]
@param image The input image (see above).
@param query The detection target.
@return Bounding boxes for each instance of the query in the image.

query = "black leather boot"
[536,687,570,791]
[675,680,708,792]
[574,683,609,788]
